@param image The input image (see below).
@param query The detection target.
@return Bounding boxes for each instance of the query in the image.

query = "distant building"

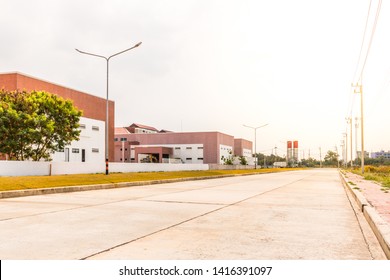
[0,72,114,163]
[125,123,159,134]
[114,123,253,164]
[371,150,390,159]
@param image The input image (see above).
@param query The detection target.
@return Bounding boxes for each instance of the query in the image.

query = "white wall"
[0,161,50,176]
[110,163,209,173]
[243,148,252,158]
[50,162,106,175]
[132,144,205,164]
[51,117,105,164]
[0,161,209,176]
[219,144,233,164]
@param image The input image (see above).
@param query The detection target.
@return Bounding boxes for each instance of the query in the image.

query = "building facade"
[371,150,390,159]
[0,72,113,163]
[114,124,254,165]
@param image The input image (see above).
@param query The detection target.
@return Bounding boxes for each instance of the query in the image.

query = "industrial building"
[114,124,253,165]
[0,72,113,163]
[370,150,390,159]
[287,140,299,163]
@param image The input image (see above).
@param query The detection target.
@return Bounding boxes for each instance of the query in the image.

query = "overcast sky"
[1,0,389,159]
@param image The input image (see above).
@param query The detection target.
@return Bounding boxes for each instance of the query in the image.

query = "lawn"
[350,165,390,192]
[0,168,302,192]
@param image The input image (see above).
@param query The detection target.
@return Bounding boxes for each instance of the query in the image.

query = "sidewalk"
[340,171,390,259]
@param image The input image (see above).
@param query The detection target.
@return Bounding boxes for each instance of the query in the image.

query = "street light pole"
[243,123,269,169]
[76,42,142,175]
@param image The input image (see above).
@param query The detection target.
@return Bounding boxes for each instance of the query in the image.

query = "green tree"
[239,156,248,165]
[300,157,319,167]
[0,90,34,160]
[221,150,235,165]
[255,153,286,167]
[0,90,82,161]
[324,150,339,166]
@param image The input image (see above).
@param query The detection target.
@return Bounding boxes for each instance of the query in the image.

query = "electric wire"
[352,0,373,84]
[357,0,382,83]
[346,0,383,147]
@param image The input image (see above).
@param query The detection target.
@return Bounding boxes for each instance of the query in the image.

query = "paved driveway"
[0,169,385,259]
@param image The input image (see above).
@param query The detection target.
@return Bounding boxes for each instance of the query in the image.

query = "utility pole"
[319,147,322,168]
[341,140,345,168]
[355,117,359,165]
[346,117,353,167]
[352,83,365,174]
[343,133,347,168]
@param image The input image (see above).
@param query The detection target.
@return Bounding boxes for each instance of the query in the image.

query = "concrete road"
[0,169,386,259]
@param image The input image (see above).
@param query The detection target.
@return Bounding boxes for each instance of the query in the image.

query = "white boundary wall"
[0,161,209,176]
[0,161,50,176]
[110,163,208,173]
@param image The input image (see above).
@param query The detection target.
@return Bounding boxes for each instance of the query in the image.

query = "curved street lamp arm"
[108,42,142,60]
[75,49,108,60]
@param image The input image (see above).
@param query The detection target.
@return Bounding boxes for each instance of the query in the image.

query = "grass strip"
[0,168,303,192]
[349,166,390,191]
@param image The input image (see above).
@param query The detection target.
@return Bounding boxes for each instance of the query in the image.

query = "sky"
[1,0,390,160]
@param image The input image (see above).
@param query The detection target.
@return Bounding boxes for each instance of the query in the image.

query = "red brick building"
[114,124,253,164]
[0,72,115,161]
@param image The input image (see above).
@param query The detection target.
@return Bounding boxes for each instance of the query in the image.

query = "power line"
[357,0,383,83]
[352,0,373,83]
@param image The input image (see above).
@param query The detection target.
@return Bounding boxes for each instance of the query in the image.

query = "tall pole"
[350,117,353,167]
[355,117,359,164]
[346,117,353,167]
[76,42,142,175]
[360,84,365,174]
[353,83,364,174]
[343,132,348,168]
[319,147,322,168]
[341,140,345,167]
[106,59,109,173]
[243,123,269,169]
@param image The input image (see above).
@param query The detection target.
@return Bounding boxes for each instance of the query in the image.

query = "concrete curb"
[339,171,390,259]
[0,171,280,200]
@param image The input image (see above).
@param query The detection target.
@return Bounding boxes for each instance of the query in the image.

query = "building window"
[72,148,80,153]
[175,147,181,150]
[114,138,118,142]
[121,137,127,141]
[131,158,135,161]
[79,124,86,129]
[186,147,192,150]
[92,126,99,131]
[92,148,99,153]
[186,157,192,160]
[197,147,203,150]
[197,157,204,160]
[58,148,64,153]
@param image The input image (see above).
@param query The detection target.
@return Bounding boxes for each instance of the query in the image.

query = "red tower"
[293,141,298,162]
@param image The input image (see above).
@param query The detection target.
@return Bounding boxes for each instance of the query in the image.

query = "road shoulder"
[340,170,390,259]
